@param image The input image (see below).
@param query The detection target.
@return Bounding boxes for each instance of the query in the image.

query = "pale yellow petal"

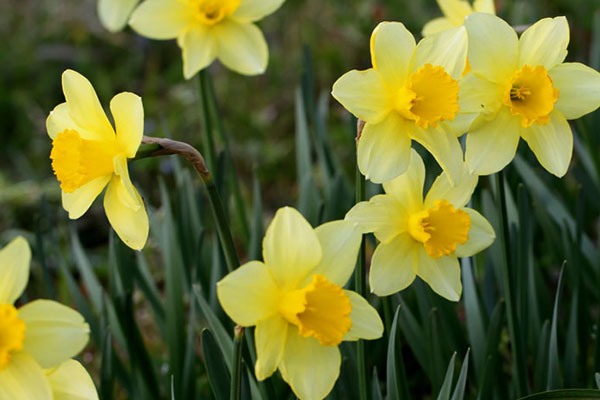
[331,69,391,124]
[61,175,111,220]
[550,62,600,120]
[410,123,464,184]
[370,22,415,88]
[0,353,52,400]
[473,0,495,13]
[129,0,193,39]
[422,17,456,37]
[369,233,418,297]
[98,0,139,32]
[464,13,518,83]
[411,26,468,80]
[254,315,288,380]
[357,114,412,183]
[416,248,461,301]
[382,148,425,213]
[437,0,473,25]
[519,17,569,70]
[458,72,504,119]
[455,208,495,257]
[424,164,478,209]
[345,196,407,244]
[178,26,217,79]
[213,20,268,76]
[46,359,99,400]
[0,236,31,304]
[47,103,74,139]
[110,92,144,158]
[465,107,521,175]
[279,328,341,400]
[217,261,280,327]
[343,290,383,341]
[231,0,285,23]
[19,300,90,369]
[520,111,573,177]
[61,70,114,142]
[263,207,321,290]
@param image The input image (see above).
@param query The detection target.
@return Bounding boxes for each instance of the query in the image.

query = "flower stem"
[198,70,217,172]
[230,325,245,400]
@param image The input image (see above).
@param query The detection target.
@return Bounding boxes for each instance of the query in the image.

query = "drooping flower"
[0,236,97,400]
[46,69,149,250]
[217,207,383,400]
[332,22,470,184]
[129,0,285,79]
[97,0,140,32]
[422,0,495,36]
[346,150,495,301]
[461,14,600,177]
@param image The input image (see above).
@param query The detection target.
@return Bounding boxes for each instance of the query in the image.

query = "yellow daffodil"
[346,150,495,301]
[423,0,495,36]
[332,22,470,184]
[217,207,383,400]
[46,70,149,250]
[98,0,140,32]
[461,14,600,177]
[0,236,97,400]
[129,0,285,79]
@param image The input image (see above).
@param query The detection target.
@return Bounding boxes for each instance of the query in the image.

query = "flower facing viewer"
[422,0,495,36]
[332,22,469,184]
[129,0,285,79]
[0,236,97,400]
[346,150,495,301]
[461,14,600,177]
[217,207,383,400]
[46,69,149,250]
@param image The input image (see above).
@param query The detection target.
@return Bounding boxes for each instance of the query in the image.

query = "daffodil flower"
[346,150,495,301]
[97,0,140,32]
[0,236,97,400]
[217,207,383,400]
[129,0,285,79]
[332,22,470,184]
[461,14,600,177]
[46,69,149,250]
[422,0,495,36]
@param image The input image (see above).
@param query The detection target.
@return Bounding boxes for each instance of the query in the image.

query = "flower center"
[395,63,460,129]
[408,200,471,258]
[0,304,26,371]
[50,129,118,193]
[188,0,240,25]
[279,274,352,346]
[503,64,559,127]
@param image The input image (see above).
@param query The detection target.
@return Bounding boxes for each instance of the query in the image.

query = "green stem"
[198,70,217,172]
[230,326,244,400]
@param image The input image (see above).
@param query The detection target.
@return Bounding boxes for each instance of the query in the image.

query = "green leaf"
[387,304,411,400]
[372,368,383,400]
[547,263,566,390]
[450,349,470,400]
[201,329,230,400]
[461,257,485,379]
[518,389,600,399]
[595,373,600,389]
[437,352,456,400]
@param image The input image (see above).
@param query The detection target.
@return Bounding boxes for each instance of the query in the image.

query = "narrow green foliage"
[387,305,411,400]
[202,329,231,400]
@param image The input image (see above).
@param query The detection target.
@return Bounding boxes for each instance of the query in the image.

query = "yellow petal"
[416,248,461,301]
[279,328,341,400]
[465,107,521,175]
[422,17,456,37]
[0,353,52,400]
[342,290,383,341]
[263,207,321,290]
[382,148,425,213]
[410,123,464,184]
[345,195,407,244]
[370,22,415,88]
[424,163,478,209]
[178,26,217,80]
[98,0,139,32]
[47,103,75,139]
[455,208,495,257]
[550,62,600,120]
[19,300,89,369]
[473,0,495,13]
[464,13,518,84]
[61,70,114,142]
[129,0,193,39]
[213,20,268,76]
[110,93,144,158]
[217,261,280,327]
[231,0,284,23]
[520,111,572,177]
[254,315,288,380]
[0,236,31,304]
[331,69,390,124]
[458,72,504,120]
[46,359,99,400]
[437,0,473,25]
[357,114,412,183]
[369,233,418,296]
[61,175,111,220]
[411,26,468,80]
[519,17,569,71]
